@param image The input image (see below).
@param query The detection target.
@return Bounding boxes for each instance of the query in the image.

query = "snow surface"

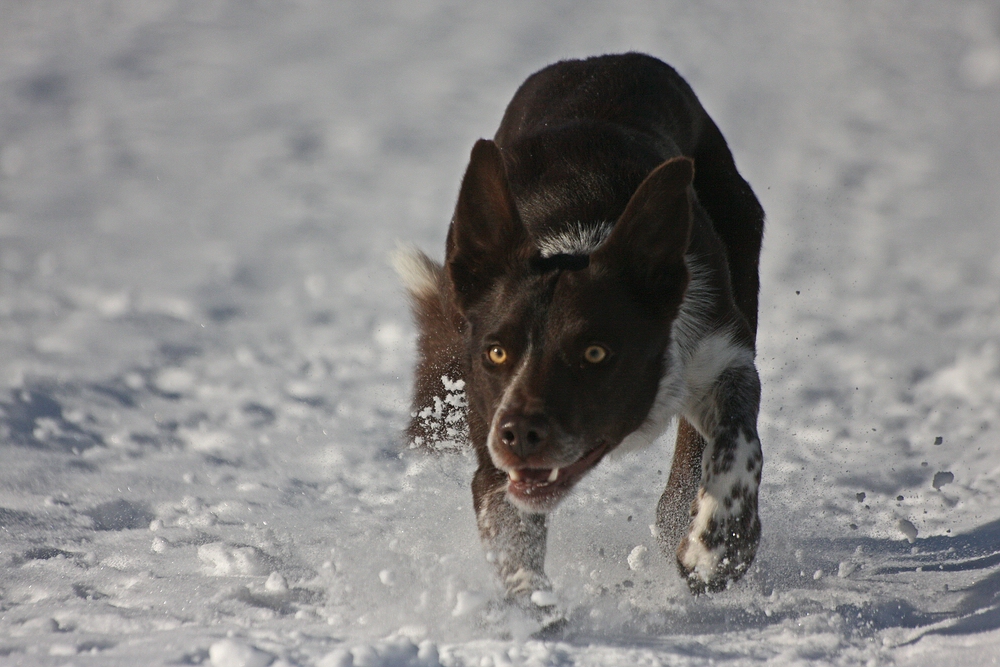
[2,1,1000,665]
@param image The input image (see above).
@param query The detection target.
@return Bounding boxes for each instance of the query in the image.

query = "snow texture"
[2,1,1000,665]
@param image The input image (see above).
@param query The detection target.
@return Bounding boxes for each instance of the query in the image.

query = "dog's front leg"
[677,362,763,593]
[471,463,551,605]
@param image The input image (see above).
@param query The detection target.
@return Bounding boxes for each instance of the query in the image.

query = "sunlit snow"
[2,2,1000,665]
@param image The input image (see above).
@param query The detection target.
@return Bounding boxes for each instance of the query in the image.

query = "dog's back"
[493,53,764,335]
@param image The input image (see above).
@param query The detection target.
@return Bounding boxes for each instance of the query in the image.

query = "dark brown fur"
[398,53,765,608]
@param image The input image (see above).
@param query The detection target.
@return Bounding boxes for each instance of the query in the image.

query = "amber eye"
[583,345,608,364]
[487,346,508,365]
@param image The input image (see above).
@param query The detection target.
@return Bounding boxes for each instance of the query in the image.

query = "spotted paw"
[676,486,760,594]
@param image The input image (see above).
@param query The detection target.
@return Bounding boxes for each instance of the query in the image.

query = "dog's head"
[447,140,693,512]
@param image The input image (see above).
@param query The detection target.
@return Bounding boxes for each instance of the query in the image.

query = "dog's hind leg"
[471,462,553,609]
[655,418,706,554]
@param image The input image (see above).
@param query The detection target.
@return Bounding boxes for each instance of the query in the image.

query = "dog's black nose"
[498,413,551,459]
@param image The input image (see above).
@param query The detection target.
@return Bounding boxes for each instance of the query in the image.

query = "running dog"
[394,53,765,609]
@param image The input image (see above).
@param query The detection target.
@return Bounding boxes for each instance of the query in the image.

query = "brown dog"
[395,53,765,613]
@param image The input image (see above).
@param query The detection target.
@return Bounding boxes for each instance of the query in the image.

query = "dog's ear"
[592,156,693,299]
[446,139,528,311]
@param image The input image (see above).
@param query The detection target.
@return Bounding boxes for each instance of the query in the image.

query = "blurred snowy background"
[2,1,1000,665]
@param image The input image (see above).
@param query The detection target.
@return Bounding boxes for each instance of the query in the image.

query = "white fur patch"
[683,334,754,396]
[678,488,723,579]
[390,243,440,298]
[536,221,614,258]
[680,333,755,437]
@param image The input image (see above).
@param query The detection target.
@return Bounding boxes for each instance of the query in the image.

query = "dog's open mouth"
[506,442,608,504]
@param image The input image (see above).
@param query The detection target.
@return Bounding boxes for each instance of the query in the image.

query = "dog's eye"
[487,346,508,365]
[583,345,608,364]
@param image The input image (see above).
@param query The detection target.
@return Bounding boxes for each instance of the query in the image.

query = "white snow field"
[2,1,1000,665]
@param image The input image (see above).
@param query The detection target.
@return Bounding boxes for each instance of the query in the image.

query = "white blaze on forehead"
[536,221,614,258]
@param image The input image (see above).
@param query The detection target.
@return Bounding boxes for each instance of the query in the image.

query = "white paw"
[678,489,725,582]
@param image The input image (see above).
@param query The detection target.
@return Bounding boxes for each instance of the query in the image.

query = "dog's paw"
[478,571,566,639]
[676,485,760,594]
[502,568,565,627]
[515,591,567,638]
[481,593,567,641]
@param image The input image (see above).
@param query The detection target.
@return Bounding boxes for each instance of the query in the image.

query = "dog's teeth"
[509,470,522,482]
[548,468,559,482]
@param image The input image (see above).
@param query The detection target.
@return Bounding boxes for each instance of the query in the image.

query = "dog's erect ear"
[446,139,528,311]
[592,156,693,297]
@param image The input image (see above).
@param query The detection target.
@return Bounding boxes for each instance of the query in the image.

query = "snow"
[209,639,274,667]
[627,545,649,572]
[1,0,1000,664]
